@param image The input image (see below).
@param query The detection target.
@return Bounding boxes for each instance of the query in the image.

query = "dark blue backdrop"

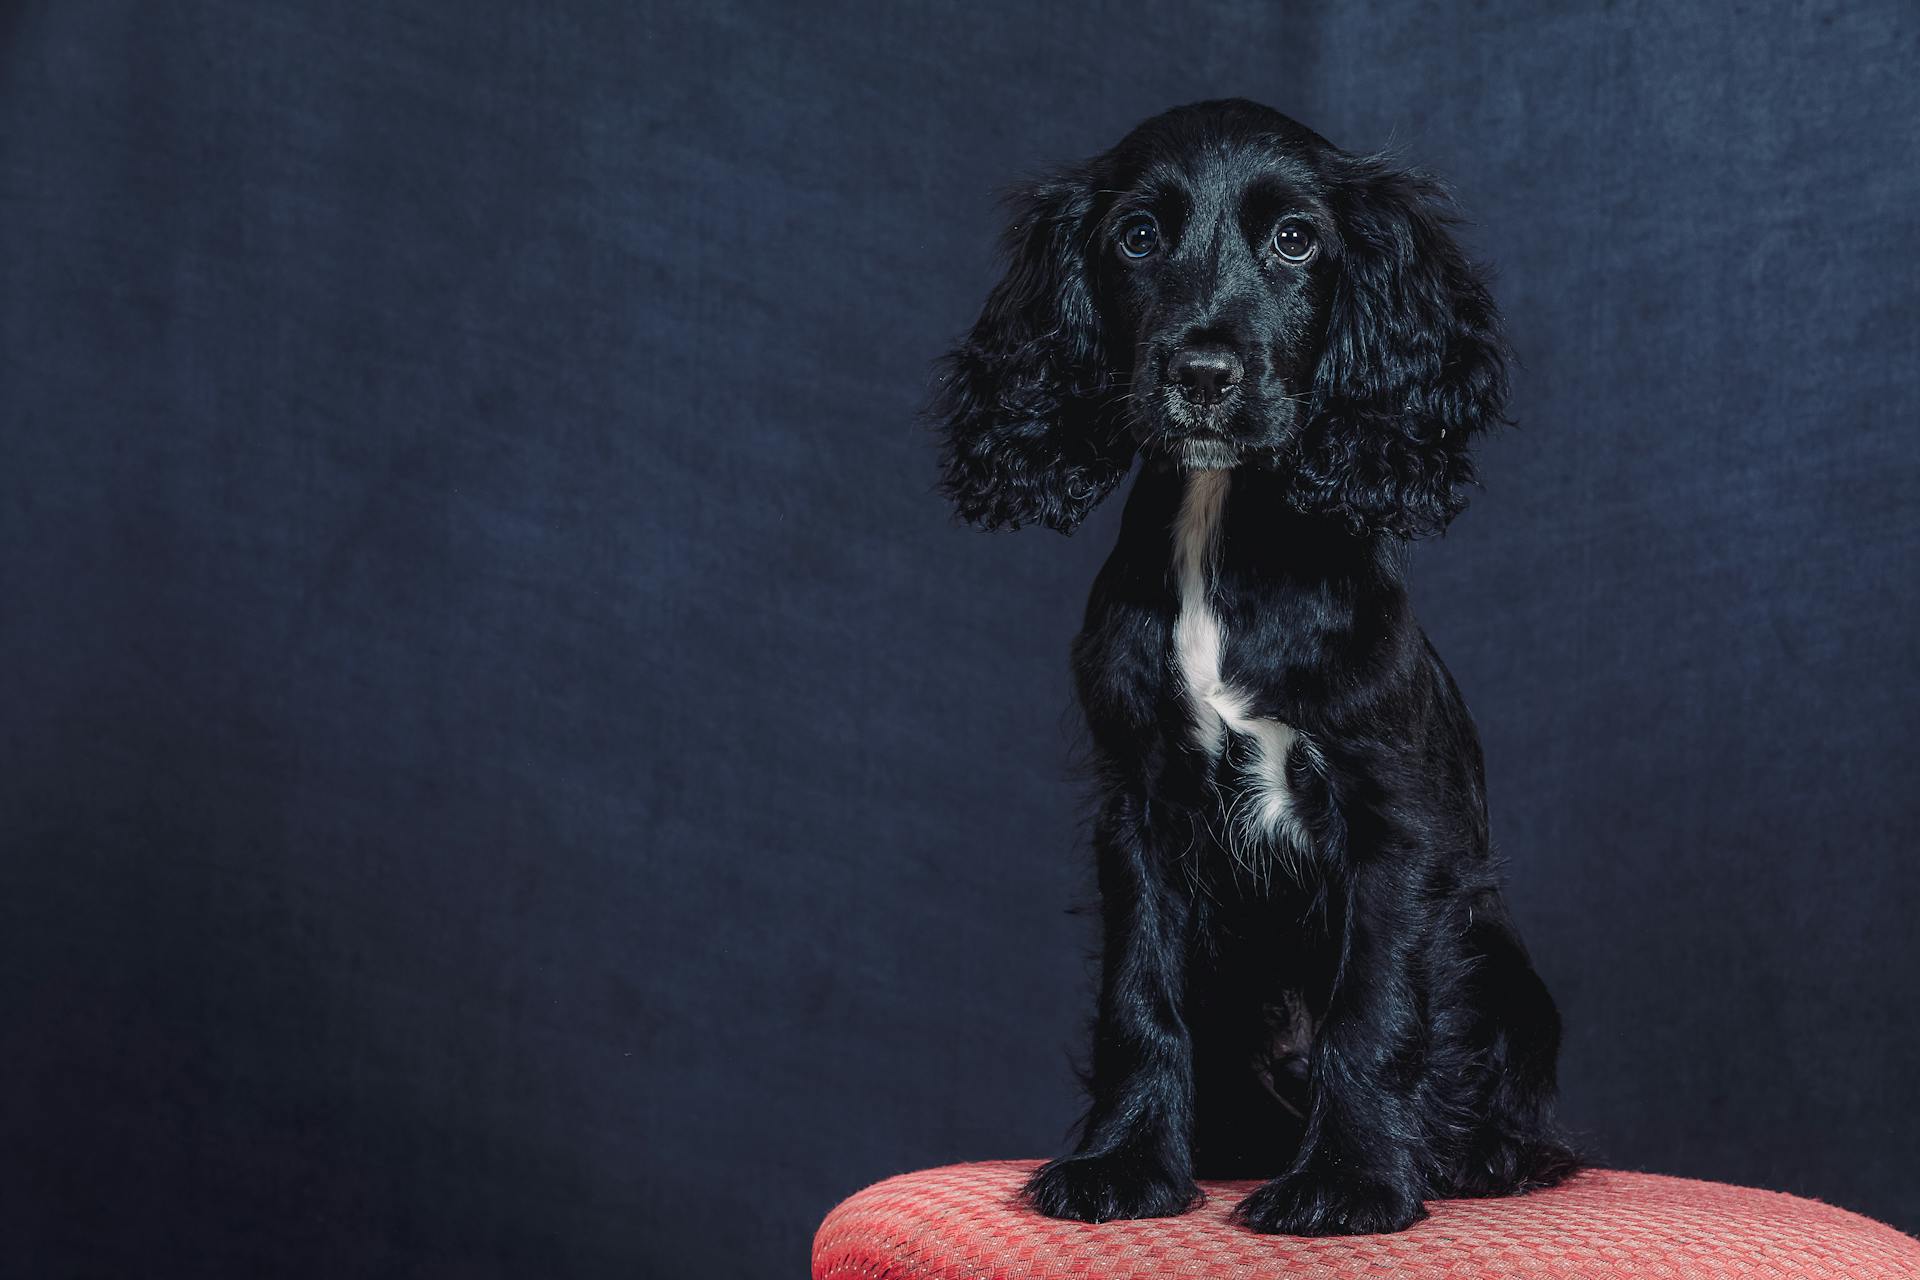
[2,2,1915,1276]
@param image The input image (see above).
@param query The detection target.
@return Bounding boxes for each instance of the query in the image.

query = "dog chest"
[1171,470,1309,848]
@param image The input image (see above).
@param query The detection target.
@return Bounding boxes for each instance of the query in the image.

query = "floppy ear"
[932,170,1135,533]
[1289,155,1510,539]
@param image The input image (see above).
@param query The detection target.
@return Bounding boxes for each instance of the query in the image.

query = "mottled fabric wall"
[2,3,1913,1276]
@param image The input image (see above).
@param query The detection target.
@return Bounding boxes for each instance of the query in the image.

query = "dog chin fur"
[1178,436,1242,470]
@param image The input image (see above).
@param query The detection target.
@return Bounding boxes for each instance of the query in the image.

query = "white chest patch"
[1171,470,1311,854]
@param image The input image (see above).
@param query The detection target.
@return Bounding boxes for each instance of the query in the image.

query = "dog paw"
[1231,1169,1425,1236]
[1024,1150,1200,1223]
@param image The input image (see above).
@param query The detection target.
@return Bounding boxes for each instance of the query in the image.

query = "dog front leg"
[1232,863,1429,1235]
[1024,790,1200,1222]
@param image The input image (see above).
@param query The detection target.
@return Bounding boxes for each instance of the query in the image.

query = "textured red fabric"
[813,1160,1920,1279]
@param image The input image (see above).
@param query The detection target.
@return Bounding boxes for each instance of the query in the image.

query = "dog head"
[933,99,1509,538]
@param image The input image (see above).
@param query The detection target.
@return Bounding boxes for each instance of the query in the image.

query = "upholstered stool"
[813,1160,1920,1279]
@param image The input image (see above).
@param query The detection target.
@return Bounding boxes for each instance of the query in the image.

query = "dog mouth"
[1129,379,1305,470]
[1132,387,1268,469]
[1129,385,1241,464]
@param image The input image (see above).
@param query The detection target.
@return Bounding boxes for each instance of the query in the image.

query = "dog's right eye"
[1117,216,1160,259]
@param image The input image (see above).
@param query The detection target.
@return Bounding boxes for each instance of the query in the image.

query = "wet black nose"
[1168,344,1244,405]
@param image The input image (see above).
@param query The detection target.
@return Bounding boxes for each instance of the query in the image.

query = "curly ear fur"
[1289,156,1511,539]
[933,172,1135,533]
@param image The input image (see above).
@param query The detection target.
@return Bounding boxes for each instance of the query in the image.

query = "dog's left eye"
[1117,216,1160,259]
[1271,219,1318,264]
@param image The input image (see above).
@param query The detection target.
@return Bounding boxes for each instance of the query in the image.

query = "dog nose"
[1168,344,1244,405]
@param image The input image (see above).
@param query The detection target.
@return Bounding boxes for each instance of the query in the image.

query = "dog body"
[935,100,1574,1235]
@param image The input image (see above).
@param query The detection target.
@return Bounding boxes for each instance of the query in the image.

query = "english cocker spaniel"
[933,99,1576,1236]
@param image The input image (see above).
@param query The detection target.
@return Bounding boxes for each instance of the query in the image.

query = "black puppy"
[933,100,1576,1236]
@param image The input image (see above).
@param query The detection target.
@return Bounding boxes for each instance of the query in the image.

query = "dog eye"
[1117,216,1160,259]
[1271,219,1317,264]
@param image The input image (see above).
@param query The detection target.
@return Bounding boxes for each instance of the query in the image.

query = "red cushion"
[813,1160,1920,1279]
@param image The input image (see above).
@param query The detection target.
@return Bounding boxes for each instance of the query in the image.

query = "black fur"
[933,100,1576,1236]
